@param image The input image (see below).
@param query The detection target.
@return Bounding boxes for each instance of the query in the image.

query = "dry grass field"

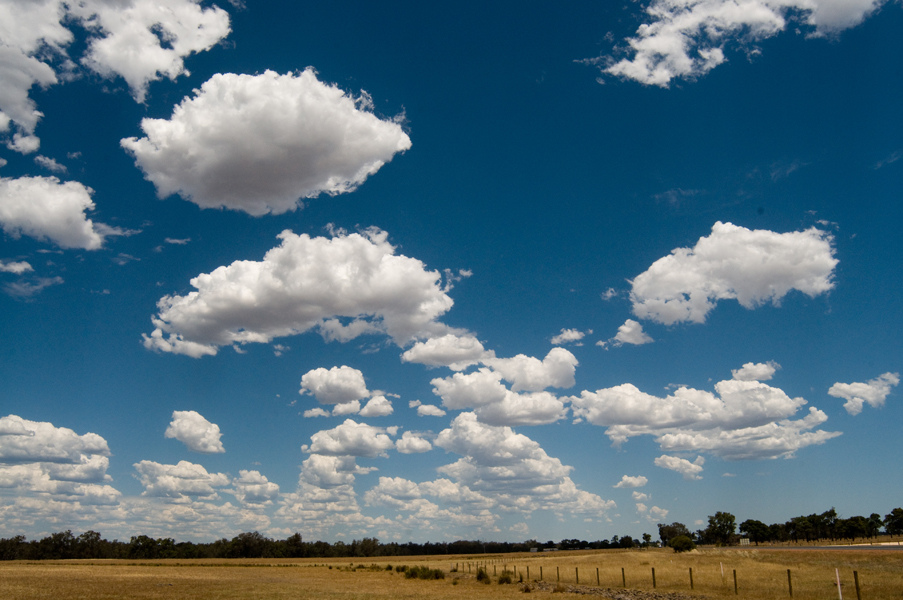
[1,546,901,600]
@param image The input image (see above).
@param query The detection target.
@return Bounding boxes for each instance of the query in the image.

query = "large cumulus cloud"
[570,364,840,460]
[143,228,462,357]
[122,69,411,215]
[630,222,837,325]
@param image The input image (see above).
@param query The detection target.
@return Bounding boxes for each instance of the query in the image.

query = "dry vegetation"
[1,546,901,600]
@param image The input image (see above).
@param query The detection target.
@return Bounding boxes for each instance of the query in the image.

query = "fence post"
[576,567,579,584]
[853,571,861,600]
[690,567,694,590]
[652,567,656,588]
[734,569,738,595]
[597,567,600,586]
[622,567,626,588]
[527,566,529,580]
[540,566,543,580]
[557,566,560,582]
[836,568,843,600]
[787,569,793,597]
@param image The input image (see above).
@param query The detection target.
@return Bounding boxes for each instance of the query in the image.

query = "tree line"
[658,507,903,548]
[1,507,899,560]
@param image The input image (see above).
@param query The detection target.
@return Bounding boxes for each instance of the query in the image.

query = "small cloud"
[731,361,780,382]
[614,475,648,488]
[416,404,446,417]
[550,328,589,346]
[0,260,33,274]
[34,155,67,173]
[112,253,139,266]
[4,276,64,298]
[611,319,653,346]
[654,455,704,481]
[874,150,901,170]
[273,344,289,356]
[164,410,225,454]
[165,237,191,245]
[303,408,330,418]
[601,288,619,301]
[722,472,737,477]
[829,372,899,416]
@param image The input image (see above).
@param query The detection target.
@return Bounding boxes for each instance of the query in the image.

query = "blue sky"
[0,0,900,544]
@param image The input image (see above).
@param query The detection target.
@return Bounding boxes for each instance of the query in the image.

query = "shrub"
[476,568,490,584]
[670,535,696,553]
[395,565,407,573]
[498,570,514,584]
[404,565,445,580]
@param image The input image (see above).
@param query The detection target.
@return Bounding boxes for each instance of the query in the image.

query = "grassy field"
[1,546,901,599]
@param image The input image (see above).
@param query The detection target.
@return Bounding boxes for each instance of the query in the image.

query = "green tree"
[670,535,696,553]
[657,522,691,547]
[704,511,736,546]
[739,519,769,545]
[885,508,903,536]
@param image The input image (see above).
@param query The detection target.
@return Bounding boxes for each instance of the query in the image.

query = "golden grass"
[1,546,901,599]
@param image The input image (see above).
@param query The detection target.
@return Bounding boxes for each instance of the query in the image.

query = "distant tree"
[885,508,903,536]
[739,519,769,545]
[867,514,883,539]
[704,512,736,546]
[657,522,691,547]
[670,535,696,553]
[642,533,653,548]
[77,530,104,559]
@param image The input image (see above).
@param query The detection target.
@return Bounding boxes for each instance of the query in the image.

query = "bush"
[670,535,696,553]
[404,565,445,580]
[476,568,491,584]
[395,565,407,573]
[498,570,514,584]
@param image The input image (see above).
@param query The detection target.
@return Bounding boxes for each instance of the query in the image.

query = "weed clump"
[404,565,445,580]
[498,570,514,584]
[476,567,491,584]
[395,565,407,573]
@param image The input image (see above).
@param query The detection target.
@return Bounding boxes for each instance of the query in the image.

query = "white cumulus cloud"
[164,410,224,454]
[0,259,32,274]
[570,365,840,460]
[122,68,411,215]
[230,470,279,506]
[395,431,432,454]
[630,222,837,325]
[133,460,229,499]
[359,396,394,417]
[591,0,887,87]
[300,366,370,405]
[732,361,781,381]
[550,328,589,345]
[0,176,117,249]
[142,228,459,357]
[483,347,578,392]
[614,475,648,488]
[401,333,492,370]
[829,372,899,415]
[0,0,229,152]
[654,454,705,480]
[302,420,395,458]
[612,319,654,346]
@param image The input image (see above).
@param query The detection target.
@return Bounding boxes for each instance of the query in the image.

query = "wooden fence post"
[854,571,861,600]
[557,566,560,582]
[540,566,542,580]
[622,567,626,588]
[788,569,793,597]
[652,567,656,588]
[689,567,694,590]
[733,569,738,595]
[576,567,579,584]
[597,567,600,586]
